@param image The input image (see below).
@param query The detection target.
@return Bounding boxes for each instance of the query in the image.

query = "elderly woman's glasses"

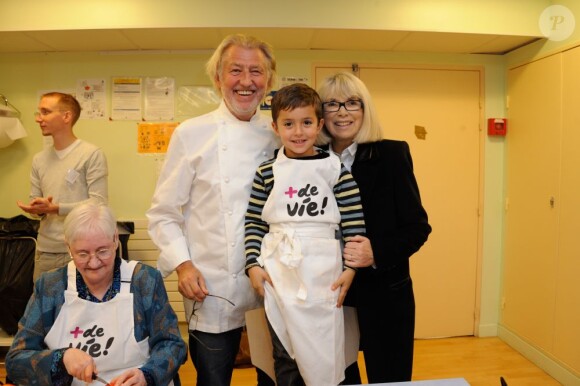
[322,99,364,113]
[188,294,235,351]
[72,248,114,262]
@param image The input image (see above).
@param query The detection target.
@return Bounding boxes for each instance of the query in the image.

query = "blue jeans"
[189,327,242,386]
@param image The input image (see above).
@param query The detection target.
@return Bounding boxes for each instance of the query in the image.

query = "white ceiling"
[0,27,542,55]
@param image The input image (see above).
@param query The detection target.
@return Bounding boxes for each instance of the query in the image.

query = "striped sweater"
[244,149,366,272]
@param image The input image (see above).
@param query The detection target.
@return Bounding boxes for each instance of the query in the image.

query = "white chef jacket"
[147,101,279,333]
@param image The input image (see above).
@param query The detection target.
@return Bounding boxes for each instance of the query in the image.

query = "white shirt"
[147,101,279,333]
[331,142,358,172]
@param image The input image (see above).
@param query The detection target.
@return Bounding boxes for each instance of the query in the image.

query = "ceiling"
[0,27,542,55]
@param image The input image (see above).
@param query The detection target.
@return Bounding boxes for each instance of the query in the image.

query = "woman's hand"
[344,235,375,268]
[63,348,96,383]
[248,266,272,297]
[111,368,146,386]
[331,268,356,307]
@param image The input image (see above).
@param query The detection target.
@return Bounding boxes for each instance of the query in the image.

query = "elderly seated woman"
[6,203,187,386]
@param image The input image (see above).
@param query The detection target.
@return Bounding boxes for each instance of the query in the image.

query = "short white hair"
[64,203,117,245]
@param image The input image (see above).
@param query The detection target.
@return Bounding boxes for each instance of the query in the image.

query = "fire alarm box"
[488,118,507,136]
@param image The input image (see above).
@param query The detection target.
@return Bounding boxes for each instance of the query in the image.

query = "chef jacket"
[147,101,279,333]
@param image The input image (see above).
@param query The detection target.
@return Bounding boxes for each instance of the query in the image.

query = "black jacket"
[346,140,431,307]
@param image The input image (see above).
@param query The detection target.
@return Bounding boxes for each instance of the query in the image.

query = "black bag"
[0,215,39,335]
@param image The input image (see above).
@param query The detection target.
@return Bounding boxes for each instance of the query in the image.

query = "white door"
[315,65,482,338]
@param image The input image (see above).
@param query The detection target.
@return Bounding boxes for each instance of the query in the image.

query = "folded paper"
[0,117,28,148]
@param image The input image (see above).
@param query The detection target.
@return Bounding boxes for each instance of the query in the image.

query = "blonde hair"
[42,92,82,126]
[206,34,277,96]
[316,72,384,144]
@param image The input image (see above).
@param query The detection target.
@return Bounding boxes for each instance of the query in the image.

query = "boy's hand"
[248,266,272,297]
[331,268,356,307]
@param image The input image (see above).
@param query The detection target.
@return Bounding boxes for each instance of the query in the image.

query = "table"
[362,378,470,386]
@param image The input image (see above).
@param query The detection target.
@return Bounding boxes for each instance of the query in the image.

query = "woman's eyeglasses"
[188,294,235,351]
[322,99,364,113]
[71,248,114,262]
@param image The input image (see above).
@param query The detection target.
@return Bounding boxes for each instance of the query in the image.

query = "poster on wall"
[76,79,107,120]
[137,122,178,154]
[144,77,175,121]
[176,86,220,118]
[111,77,142,120]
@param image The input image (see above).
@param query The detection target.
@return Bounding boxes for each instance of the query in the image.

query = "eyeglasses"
[71,248,115,262]
[188,294,235,351]
[34,108,67,118]
[322,99,364,113]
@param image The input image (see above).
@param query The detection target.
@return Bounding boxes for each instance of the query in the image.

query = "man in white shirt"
[17,92,108,281]
[147,34,279,386]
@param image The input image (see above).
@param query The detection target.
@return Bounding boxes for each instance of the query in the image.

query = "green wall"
[0,49,506,220]
[0,48,506,334]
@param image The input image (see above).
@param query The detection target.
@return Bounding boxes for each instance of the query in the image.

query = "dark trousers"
[189,328,242,386]
[343,277,416,384]
[189,328,275,386]
[267,320,306,386]
[257,367,276,386]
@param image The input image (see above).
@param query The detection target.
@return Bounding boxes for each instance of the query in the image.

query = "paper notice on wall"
[76,79,107,120]
[144,77,175,121]
[111,77,142,120]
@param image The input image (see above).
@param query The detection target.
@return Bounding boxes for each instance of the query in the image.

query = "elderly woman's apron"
[259,148,345,386]
[45,260,161,385]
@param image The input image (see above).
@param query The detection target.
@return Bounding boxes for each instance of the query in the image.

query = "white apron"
[45,260,156,386]
[259,148,345,386]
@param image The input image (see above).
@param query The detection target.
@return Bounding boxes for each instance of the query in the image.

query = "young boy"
[244,83,366,386]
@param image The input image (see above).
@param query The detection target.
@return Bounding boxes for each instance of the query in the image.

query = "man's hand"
[175,261,208,301]
[248,266,272,297]
[17,196,58,216]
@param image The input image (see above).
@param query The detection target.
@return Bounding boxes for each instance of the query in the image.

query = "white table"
[359,378,470,386]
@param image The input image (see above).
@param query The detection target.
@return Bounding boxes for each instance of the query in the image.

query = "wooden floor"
[0,336,561,385]
[186,337,561,386]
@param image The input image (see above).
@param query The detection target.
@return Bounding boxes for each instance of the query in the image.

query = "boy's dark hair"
[271,83,323,123]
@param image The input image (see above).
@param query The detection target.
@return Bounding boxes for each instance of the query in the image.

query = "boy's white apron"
[259,148,345,386]
[45,260,158,385]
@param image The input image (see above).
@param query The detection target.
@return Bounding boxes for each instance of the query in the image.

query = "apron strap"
[120,260,138,294]
[66,260,77,291]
